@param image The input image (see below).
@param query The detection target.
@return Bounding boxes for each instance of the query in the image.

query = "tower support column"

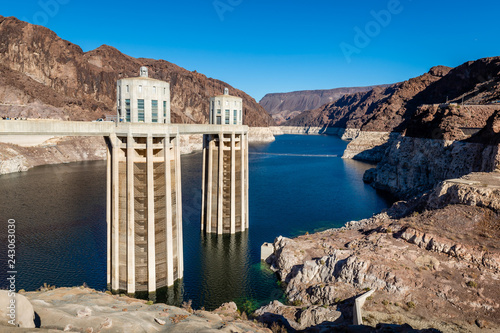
[146,135,156,294]
[126,134,136,294]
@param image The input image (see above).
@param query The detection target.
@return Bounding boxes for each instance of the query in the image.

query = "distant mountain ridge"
[285,59,500,138]
[0,15,274,126]
[259,85,391,124]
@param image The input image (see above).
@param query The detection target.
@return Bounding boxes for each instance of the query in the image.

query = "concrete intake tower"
[108,67,183,297]
[201,88,249,234]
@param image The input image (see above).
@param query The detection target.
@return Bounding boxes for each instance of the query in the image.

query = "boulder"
[0,291,35,328]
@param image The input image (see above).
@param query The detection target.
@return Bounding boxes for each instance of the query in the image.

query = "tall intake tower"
[201,88,249,234]
[108,67,182,298]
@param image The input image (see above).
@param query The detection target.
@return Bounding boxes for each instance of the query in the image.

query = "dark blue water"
[0,135,392,310]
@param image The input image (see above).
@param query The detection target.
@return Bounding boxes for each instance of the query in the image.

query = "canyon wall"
[278,126,344,135]
[0,136,106,175]
[363,136,500,198]
[341,131,401,163]
[259,85,388,125]
[0,16,274,127]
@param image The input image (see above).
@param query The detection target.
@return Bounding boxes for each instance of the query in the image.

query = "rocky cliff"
[286,57,500,134]
[287,57,500,178]
[284,65,452,131]
[0,136,106,174]
[341,131,401,163]
[259,85,389,125]
[259,172,500,332]
[363,136,500,199]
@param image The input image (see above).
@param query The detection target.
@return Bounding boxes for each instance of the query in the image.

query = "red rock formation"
[0,15,274,126]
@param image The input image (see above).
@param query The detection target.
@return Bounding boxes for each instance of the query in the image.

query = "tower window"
[125,99,131,122]
[225,109,230,124]
[153,86,156,94]
[138,85,142,93]
[126,85,129,93]
[138,99,145,122]
[234,110,237,124]
[163,101,167,120]
[152,100,158,123]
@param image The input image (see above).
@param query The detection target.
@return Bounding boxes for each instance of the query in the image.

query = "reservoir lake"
[0,134,393,310]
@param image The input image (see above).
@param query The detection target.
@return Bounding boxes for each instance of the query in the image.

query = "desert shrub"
[466,281,478,288]
[181,299,193,313]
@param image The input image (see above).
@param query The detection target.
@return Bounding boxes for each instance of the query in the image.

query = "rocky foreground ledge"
[260,172,500,332]
[0,287,271,332]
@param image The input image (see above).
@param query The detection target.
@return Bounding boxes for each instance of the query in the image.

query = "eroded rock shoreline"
[260,172,500,332]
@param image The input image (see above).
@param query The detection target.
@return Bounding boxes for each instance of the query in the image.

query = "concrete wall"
[0,120,249,136]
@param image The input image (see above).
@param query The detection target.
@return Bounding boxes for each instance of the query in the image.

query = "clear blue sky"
[1,0,499,101]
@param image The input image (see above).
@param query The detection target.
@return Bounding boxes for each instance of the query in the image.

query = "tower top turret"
[139,66,149,78]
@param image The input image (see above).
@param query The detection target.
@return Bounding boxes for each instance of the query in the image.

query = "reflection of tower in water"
[199,231,250,310]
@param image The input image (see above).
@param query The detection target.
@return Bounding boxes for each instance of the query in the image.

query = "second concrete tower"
[201,89,249,234]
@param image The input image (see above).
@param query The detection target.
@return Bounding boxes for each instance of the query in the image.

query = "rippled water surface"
[0,135,393,310]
